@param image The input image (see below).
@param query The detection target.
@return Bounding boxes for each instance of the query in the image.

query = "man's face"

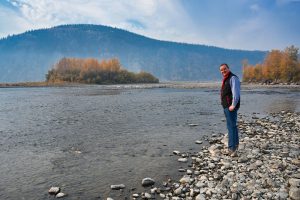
[220,65,230,77]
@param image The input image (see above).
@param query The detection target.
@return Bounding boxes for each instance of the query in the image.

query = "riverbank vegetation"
[243,45,300,84]
[46,57,159,84]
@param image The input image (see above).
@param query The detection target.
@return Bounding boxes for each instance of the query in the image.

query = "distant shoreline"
[0,81,299,89]
[0,82,82,88]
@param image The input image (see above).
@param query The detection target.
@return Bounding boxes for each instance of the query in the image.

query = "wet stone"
[110,184,125,190]
[178,158,188,162]
[48,187,60,195]
[56,192,67,198]
[142,178,155,187]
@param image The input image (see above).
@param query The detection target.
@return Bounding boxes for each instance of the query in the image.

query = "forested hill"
[0,24,266,82]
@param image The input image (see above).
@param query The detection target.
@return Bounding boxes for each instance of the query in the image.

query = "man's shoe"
[223,149,232,155]
[230,151,238,157]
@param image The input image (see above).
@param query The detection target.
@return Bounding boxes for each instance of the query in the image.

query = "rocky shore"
[107,111,299,200]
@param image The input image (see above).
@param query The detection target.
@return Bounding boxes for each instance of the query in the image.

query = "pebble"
[278,191,289,199]
[48,187,60,195]
[178,158,188,162]
[174,187,182,195]
[289,178,300,187]
[110,184,125,190]
[208,163,215,169]
[173,150,181,155]
[142,178,155,187]
[178,168,186,172]
[143,192,151,199]
[195,194,206,200]
[179,176,191,184]
[255,160,263,167]
[238,156,248,163]
[132,193,139,198]
[289,187,300,200]
[150,187,157,194]
[56,192,67,198]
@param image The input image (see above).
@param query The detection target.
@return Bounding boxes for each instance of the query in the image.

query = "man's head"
[220,63,230,77]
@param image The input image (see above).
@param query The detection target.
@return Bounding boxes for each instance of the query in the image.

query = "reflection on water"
[0,85,299,199]
[266,99,298,113]
[241,88,300,116]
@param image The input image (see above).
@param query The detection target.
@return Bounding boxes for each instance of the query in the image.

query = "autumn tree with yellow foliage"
[243,45,300,84]
[46,57,159,84]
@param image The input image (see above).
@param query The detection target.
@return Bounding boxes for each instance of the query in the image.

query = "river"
[0,84,299,199]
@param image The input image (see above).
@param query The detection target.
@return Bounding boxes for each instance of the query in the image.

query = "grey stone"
[179,175,191,184]
[132,194,139,198]
[48,187,60,195]
[174,187,182,195]
[289,187,300,200]
[255,160,263,167]
[173,150,181,155]
[56,192,67,198]
[178,158,188,162]
[143,192,151,199]
[142,178,155,187]
[289,178,300,187]
[208,163,216,169]
[232,193,238,200]
[195,194,206,200]
[238,156,249,163]
[110,184,125,190]
[278,191,288,200]
[150,187,157,194]
[292,159,300,166]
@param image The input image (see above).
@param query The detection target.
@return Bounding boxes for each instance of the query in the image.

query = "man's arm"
[229,76,240,109]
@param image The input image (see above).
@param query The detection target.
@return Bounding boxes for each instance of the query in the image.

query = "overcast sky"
[0,0,299,51]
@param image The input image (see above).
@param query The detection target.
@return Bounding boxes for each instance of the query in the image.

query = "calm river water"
[0,84,299,199]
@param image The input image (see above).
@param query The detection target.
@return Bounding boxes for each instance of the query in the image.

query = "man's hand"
[229,105,235,111]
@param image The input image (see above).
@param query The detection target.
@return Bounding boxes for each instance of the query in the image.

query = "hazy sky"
[0,0,299,50]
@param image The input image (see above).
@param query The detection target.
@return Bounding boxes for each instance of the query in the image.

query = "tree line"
[46,57,159,84]
[243,45,300,83]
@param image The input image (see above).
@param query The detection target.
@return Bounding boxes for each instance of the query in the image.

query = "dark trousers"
[224,108,239,151]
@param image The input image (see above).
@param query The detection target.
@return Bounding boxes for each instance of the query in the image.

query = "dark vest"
[221,72,240,109]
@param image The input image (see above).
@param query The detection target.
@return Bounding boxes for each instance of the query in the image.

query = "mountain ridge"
[0,24,266,82]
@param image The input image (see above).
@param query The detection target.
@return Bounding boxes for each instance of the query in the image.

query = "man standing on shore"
[220,63,240,157]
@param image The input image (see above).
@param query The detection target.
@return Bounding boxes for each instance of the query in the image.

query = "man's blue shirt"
[229,76,240,107]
